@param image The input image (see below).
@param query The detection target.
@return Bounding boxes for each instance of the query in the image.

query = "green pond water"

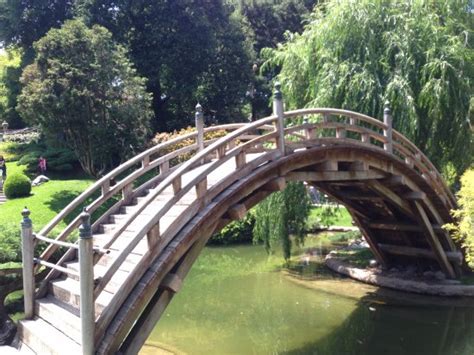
[140,238,474,355]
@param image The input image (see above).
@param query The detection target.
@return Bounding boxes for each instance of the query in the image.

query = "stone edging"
[325,253,474,297]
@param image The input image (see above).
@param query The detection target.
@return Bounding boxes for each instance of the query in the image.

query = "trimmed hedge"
[3,172,31,198]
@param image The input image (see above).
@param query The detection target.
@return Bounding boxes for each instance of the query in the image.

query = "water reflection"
[142,242,474,355]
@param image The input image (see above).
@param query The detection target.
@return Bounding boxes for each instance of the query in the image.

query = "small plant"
[444,168,474,269]
[3,172,31,198]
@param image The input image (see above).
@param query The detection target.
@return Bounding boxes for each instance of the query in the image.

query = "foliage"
[0,49,21,124]
[17,19,153,177]
[444,168,474,268]
[253,181,311,261]
[79,0,254,131]
[264,0,474,176]
[241,0,317,54]
[307,205,353,228]
[208,211,256,245]
[0,225,21,264]
[3,172,31,198]
[0,1,76,128]
[151,126,228,164]
[17,146,77,174]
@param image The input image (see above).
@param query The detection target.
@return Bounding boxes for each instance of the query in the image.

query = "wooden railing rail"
[93,116,279,299]
[281,107,454,208]
[36,124,254,270]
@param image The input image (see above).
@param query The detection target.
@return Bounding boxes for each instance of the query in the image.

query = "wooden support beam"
[412,201,456,278]
[314,183,372,219]
[226,203,247,221]
[314,160,338,171]
[287,170,386,182]
[172,176,181,195]
[368,180,414,218]
[262,177,286,192]
[348,211,389,268]
[146,223,160,249]
[384,175,406,186]
[235,151,246,169]
[378,244,463,265]
[161,273,183,293]
[344,192,380,200]
[348,161,368,171]
[404,191,426,200]
[195,178,207,199]
[369,222,443,233]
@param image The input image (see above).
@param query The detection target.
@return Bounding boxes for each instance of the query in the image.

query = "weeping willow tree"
[263,0,474,178]
[253,182,312,261]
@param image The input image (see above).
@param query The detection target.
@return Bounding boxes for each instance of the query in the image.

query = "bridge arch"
[103,144,460,354]
[17,101,460,354]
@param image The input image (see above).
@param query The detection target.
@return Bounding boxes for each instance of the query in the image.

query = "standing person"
[0,155,6,181]
[38,156,47,175]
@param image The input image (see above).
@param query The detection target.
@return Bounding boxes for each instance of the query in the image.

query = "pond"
[140,236,474,355]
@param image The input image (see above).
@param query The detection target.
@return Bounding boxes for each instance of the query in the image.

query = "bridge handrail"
[93,115,279,300]
[282,107,455,207]
[36,123,256,270]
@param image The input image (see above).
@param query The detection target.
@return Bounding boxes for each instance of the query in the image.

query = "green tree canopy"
[264,0,474,176]
[17,19,152,177]
[78,0,254,131]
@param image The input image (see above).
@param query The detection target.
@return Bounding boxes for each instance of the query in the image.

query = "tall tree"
[17,20,152,177]
[0,0,76,128]
[78,0,253,131]
[264,0,474,177]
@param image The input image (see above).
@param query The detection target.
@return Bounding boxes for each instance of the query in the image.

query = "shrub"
[444,168,474,268]
[3,172,31,198]
[16,146,78,174]
[151,126,228,165]
[208,212,256,245]
[0,224,22,263]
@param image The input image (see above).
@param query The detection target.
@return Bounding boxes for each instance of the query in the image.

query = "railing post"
[273,82,285,155]
[383,101,393,154]
[79,209,94,355]
[195,103,204,152]
[21,207,34,319]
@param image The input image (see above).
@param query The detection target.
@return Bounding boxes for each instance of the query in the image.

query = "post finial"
[384,101,391,115]
[195,102,202,113]
[274,81,282,100]
[21,207,32,228]
[22,207,30,219]
[79,208,92,239]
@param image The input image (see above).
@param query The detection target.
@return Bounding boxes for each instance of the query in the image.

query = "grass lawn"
[0,161,94,232]
[307,205,353,228]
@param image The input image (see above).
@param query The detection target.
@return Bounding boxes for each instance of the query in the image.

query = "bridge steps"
[35,296,81,344]
[48,277,113,316]
[18,318,81,355]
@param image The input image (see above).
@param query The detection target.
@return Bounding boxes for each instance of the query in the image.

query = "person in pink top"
[38,156,47,175]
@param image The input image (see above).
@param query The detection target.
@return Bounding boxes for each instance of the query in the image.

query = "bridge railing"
[280,107,455,209]
[33,122,271,292]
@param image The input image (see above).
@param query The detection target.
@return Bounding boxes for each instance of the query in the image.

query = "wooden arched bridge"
[15,84,460,354]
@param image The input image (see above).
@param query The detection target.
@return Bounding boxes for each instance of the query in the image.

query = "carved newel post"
[195,103,204,152]
[272,82,285,155]
[21,207,34,319]
[79,209,94,355]
[383,101,393,154]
